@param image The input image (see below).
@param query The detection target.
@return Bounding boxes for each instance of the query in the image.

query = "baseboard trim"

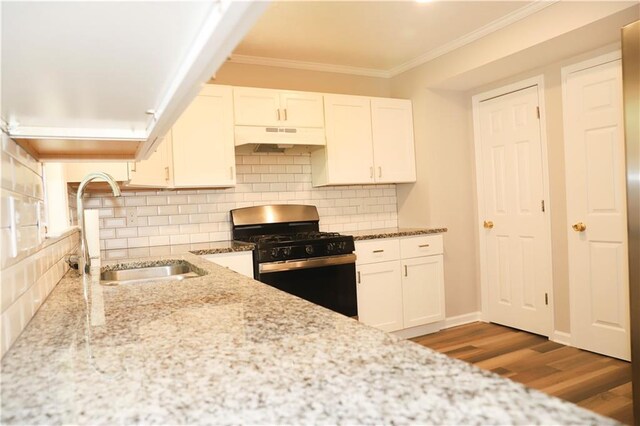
[550,330,572,346]
[443,311,483,329]
[392,311,483,340]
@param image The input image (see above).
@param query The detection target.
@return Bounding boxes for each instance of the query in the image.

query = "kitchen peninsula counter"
[1,253,614,425]
[347,226,448,240]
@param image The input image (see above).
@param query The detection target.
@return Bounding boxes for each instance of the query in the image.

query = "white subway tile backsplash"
[116,228,138,238]
[103,217,127,228]
[158,225,180,236]
[178,204,198,214]
[157,205,179,215]
[168,215,189,225]
[92,152,397,252]
[170,234,189,245]
[147,195,168,205]
[179,224,199,234]
[138,226,160,237]
[105,238,127,249]
[137,206,158,216]
[148,215,169,226]
[148,235,170,246]
[127,237,149,248]
[167,195,188,205]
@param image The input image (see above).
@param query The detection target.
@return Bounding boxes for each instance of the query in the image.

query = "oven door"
[257,254,357,317]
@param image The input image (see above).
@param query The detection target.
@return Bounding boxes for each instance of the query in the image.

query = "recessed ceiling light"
[416,0,433,3]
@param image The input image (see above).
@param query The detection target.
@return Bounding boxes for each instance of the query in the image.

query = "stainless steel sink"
[100,263,202,286]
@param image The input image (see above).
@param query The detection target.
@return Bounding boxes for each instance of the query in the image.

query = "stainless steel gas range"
[231,204,357,317]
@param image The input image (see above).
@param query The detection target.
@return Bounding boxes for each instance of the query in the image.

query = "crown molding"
[228,54,391,78]
[388,0,560,77]
[228,0,559,80]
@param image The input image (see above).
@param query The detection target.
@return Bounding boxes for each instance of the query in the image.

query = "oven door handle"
[259,254,357,273]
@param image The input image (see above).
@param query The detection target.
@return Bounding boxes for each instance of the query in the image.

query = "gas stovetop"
[231,204,356,263]
[239,231,355,263]
[246,231,343,245]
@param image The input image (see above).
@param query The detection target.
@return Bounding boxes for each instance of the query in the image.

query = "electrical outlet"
[126,207,137,227]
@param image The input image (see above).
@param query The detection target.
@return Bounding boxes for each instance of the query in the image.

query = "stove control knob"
[282,247,291,256]
[327,242,336,252]
[338,242,347,250]
[270,248,280,258]
[305,245,314,255]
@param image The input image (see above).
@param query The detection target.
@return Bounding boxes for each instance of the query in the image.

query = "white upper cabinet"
[172,85,236,188]
[233,87,281,127]
[233,87,325,128]
[279,92,325,128]
[312,94,417,186]
[371,98,417,183]
[128,137,172,188]
[312,95,374,186]
[128,85,235,188]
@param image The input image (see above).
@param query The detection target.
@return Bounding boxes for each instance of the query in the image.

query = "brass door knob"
[572,222,586,232]
[483,220,494,229]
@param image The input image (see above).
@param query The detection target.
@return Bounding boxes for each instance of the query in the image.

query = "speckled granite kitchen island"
[1,253,616,425]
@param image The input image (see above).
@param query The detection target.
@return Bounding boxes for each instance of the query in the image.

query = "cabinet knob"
[483,220,494,229]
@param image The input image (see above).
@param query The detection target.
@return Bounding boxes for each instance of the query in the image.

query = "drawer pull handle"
[419,244,430,248]
[372,249,384,253]
[404,265,408,276]
[357,271,361,283]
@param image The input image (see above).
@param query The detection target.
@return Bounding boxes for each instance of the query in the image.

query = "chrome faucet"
[77,172,121,274]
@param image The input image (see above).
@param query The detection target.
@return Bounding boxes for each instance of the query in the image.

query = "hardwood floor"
[412,322,633,424]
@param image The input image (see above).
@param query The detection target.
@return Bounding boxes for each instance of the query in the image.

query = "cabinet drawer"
[400,235,443,258]
[355,238,400,264]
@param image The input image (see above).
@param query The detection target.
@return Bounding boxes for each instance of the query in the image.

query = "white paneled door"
[563,57,630,361]
[477,84,552,336]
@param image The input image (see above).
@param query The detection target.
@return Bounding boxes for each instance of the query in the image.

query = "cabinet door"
[401,255,444,328]
[323,94,374,185]
[356,260,403,332]
[128,136,171,187]
[279,91,324,128]
[172,85,235,187]
[233,86,281,126]
[371,98,416,183]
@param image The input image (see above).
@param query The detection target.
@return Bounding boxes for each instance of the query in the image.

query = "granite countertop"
[101,240,255,261]
[347,226,448,240]
[1,253,615,425]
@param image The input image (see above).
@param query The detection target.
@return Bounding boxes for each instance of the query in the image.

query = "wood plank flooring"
[412,322,633,424]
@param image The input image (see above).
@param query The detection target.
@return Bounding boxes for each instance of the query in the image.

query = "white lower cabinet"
[201,251,253,278]
[401,254,445,328]
[357,261,404,332]
[355,235,445,333]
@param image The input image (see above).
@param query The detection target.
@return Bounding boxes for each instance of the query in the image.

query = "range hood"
[234,126,326,152]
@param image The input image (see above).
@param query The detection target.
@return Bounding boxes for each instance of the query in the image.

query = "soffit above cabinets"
[1,1,267,161]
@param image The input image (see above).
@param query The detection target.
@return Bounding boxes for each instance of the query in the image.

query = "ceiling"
[231,0,540,76]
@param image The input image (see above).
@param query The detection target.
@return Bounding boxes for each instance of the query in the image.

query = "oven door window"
[258,263,357,317]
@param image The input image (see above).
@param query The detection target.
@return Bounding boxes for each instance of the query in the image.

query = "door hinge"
[545,293,549,305]
[536,106,540,119]
[541,200,545,212]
